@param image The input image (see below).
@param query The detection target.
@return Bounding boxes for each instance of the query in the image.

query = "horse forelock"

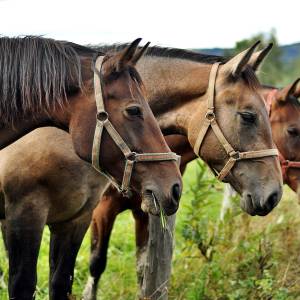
[240,66,261,91]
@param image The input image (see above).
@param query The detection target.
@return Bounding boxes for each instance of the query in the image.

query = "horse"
[0,42,282,299]
[0,36,183,299]
[89,77,300,299]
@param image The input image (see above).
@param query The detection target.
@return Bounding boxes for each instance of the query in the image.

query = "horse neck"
[136,56,212,135]
[0,112,67,150]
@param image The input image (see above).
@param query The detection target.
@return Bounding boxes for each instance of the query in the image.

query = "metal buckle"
[126,152,137,162]
[281,159,289,166]
[97,111,108,122]
[230,151,240,160]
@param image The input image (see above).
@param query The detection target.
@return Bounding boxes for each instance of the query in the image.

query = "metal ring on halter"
[97,111,109,122]
[205,111,215,121]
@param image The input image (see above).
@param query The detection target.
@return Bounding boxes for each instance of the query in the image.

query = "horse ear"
[277,78,300,102]
[222,41,260,78]
[131,42,150,65]
[248,43,273,71]
[294,81,300,98]
[117,38,142,71]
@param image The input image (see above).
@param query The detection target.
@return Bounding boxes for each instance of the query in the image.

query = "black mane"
[0,36,100,124]
[94,43,260,89]
[92,44,227,64]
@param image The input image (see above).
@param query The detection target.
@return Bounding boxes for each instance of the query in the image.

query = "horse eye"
[239,112,256,124]
[125,106,143,117]
[287,127,299,137]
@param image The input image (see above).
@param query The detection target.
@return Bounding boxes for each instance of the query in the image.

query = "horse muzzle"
[141,182,182,216]
[241,185,282,216]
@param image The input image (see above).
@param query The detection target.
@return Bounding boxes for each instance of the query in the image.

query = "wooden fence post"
[139,214,176,300]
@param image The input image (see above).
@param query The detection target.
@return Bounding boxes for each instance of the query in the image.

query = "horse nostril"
[171,183,182,205]
[266,191,279,210]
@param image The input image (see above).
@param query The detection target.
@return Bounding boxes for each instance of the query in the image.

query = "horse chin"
[240,193,273,217]
[141,191,160,216]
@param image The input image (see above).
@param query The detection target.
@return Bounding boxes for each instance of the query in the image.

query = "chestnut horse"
[0,37,183,299]
[89,79,300,299]
[0,43,282,298]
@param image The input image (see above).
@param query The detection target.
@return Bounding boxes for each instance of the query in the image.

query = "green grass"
[1,161,300,299]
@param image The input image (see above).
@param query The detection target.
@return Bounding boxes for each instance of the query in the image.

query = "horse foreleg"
[6,192,48,300]
[83,188,126,300]
[49,211,91,300]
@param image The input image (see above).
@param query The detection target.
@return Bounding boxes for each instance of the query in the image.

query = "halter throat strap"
[91,56,180,194]
[193,62,279,181]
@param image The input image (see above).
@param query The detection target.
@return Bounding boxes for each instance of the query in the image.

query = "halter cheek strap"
[193,62,279,181]
[91,56,180,195]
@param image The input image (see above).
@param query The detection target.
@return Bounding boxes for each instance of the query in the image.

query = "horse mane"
[0,36,100,125]
[94,44,227,64]
[94,44,260,90]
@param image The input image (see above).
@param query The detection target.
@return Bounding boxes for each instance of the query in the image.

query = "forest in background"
[198,30,300,87]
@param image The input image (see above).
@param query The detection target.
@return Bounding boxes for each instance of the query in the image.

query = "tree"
[227,30,284,86]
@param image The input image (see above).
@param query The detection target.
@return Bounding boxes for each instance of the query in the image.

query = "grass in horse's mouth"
[152,192,167,231]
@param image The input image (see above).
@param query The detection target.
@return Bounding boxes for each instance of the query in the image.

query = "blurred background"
[0,0,299,299]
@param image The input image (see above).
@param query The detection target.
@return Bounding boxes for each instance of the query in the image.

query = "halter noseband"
[266,89,300,184]
[91,56,180,195]
[193,62,279,181]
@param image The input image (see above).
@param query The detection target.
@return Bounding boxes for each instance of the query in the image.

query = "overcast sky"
[0,0,298,49]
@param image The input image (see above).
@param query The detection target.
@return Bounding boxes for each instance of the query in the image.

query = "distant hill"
[193,42,300,63]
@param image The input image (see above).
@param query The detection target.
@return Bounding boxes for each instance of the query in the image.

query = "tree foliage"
[226,30,285,86]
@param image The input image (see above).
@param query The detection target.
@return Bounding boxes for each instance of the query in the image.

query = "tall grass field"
[0,160,299,299]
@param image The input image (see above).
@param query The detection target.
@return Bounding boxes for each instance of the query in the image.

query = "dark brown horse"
[0,37,183,299]
[0,43,282,298]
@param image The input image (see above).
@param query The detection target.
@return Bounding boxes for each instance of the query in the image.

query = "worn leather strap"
[91,56,180,194]
[193,62,278,181]
[217,149,279,181]
[278,147,300,184]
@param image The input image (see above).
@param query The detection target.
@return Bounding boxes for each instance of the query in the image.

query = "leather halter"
[193,62,279,181]
[266,89,300,183]
[91,56,180,194]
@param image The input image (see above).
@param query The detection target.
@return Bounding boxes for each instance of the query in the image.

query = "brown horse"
[266,80,300,194]
[0,37,183,299]
[88,78,300,299]
[0,43,282,298]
